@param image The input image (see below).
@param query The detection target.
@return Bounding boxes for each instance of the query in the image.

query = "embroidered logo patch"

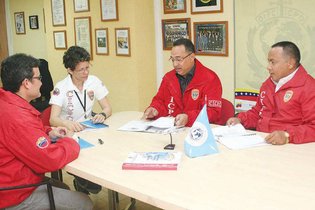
[36,137,49,149]
[87,90,95,101]
[284,90,293,102]
[52,88,60,96]
[208,100,222,108]
[191,89,199,100]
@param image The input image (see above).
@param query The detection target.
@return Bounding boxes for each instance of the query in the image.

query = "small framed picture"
[163,0,186,14]
[95,28,109,55]
[29,15,39,29]
[14,12,26,34]
[191,0,223,14]
[162,18,191,50]
[74,17,93,59]
[101,0,119,21]
[74,0,90,12]
[194,21,228,56]
[53,30,67,49]
[115,28,130,56]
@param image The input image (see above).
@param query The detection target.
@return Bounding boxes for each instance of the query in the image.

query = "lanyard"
[74,89,87,119]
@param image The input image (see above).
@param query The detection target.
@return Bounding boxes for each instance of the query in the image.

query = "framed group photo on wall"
[191,0,223,14]
[194,21,228,56]
[14,12,26,34]
[29,15,39,29]
[53,30,67,49]
[51,0,66,26]
[101,0,119,21]
[163,0,186,14]
[74,17,93,59]
[95,28,109,55]
[115,28,130,56]
[162,18,191,50]
[74,0,90,12]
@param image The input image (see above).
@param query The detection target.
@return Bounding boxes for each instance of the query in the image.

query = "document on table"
[118,117,184,134]
[212,124,269,150]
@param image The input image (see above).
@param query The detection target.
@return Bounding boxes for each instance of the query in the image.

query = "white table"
[65,111,315,210]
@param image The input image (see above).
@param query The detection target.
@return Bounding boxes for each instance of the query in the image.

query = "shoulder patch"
[53,88,60,96]
[36,137,49,149]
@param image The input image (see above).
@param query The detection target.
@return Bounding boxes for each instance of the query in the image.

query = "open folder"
[118,117,184,134]
[212,124,269,150]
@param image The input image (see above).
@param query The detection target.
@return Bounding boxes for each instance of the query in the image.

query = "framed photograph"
[74,17,93,59]
[74,0,90,12]
[51,0,66,26]
[191,0,223,14]
[53,30,67,49]
[101,0,119,21]
[163,0,186,14]
[194,21,228,56]
[29,15,39,29]
[14,12,26,34]
[115,28,130,56]
[95,28,109,55]
[162,18,191,50]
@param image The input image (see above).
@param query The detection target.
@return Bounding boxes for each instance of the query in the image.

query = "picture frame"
[115,28,130,56]
[194,21,228,56]
[14,12,26,34]
[163,0,186,14]
[29,15,39,29]
[95,28,109,55]
[74,0,90,12]
[53,30,67,49]
[51,0,66,26]
[191,0,223,14]
[74,17,93,59]
[162,18,191,50]
[101,0,119,21]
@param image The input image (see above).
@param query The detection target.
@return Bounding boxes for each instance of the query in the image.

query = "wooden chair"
[216,98,235,125]
[0,179,55,210]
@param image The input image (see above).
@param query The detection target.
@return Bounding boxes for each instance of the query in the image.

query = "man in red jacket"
[143,38,222,127]
[227,41,315,145]
[0,54,93,209]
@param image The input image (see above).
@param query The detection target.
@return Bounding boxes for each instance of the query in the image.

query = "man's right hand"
[63,120,85,132]
[226,117,241,126]
[142,107,158,120]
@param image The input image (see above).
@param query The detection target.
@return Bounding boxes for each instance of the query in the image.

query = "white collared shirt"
[273,67,299,92]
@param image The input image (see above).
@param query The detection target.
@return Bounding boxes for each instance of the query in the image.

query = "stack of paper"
[122,151,182,170]
[118,117,183,134]
[212,124,269,149]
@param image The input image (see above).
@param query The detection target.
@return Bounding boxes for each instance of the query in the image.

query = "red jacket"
[0,88,80,208]
[149,59,222,126]
[238,65,315,144]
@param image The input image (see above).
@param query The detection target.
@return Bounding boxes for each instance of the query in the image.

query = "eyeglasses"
[169,53,192,63]
[32,75,42,81]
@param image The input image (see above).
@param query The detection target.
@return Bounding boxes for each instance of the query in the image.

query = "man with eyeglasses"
[143,38,222,127]
[0,53,93,209]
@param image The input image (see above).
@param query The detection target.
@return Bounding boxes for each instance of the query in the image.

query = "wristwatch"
[284,132,290,144]
[99,112,107,119]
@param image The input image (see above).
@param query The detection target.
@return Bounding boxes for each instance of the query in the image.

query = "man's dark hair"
[173,38,196,53]
[63,46,90,70]
[272,41,301,66]
[1,53,39,93]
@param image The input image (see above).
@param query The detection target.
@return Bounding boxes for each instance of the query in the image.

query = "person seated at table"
[49,45,112,132]
[142,38,222,127]
[227,41,315,145]
[0,53,93,210]
[49,46,111,195]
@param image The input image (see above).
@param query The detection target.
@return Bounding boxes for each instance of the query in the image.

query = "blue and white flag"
[184,105,219,158]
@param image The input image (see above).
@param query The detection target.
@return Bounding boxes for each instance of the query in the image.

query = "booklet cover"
[122,151,182,170]
[80,119,108,129]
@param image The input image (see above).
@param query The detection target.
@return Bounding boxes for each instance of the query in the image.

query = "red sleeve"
[149,77,169,118]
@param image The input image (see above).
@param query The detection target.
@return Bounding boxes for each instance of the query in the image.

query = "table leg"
[108,189,117,210]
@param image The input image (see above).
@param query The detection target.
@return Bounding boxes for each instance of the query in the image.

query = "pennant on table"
[184,104,219,158]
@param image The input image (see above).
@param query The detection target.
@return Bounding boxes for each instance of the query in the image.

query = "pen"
[98,138,104,145]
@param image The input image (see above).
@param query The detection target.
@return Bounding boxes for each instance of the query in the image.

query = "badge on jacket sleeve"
[191,89,199,100]
[36,137,49,149]
[284,90,293,102]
